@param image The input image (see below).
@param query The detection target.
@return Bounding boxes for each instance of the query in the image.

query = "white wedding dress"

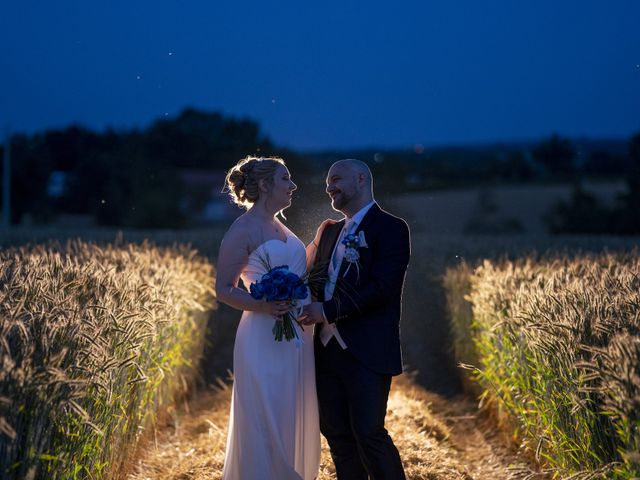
[221,231,321,480]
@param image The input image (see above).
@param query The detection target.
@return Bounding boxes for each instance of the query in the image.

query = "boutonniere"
[342,230,368,278]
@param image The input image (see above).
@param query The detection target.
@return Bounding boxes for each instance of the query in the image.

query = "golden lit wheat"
[5,229,630,479]
[0,240,215,480]
[445,250,640,479]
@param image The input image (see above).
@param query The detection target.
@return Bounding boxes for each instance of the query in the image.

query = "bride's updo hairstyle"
[225,156,285,209]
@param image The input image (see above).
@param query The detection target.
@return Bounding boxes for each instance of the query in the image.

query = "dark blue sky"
[2,1,639,150]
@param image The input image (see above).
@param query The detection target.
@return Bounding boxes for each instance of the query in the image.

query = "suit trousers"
[315,337,406,480]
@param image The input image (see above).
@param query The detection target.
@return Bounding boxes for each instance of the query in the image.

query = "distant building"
[42,170,96,227]
[46,170,69,198]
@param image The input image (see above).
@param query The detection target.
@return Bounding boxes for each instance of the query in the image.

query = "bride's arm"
[305,240,319,272]
[215,227,293,317]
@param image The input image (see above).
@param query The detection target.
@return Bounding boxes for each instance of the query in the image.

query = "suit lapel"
[311,220,344,303]
[353,203,380,238]
[337,204,380,280]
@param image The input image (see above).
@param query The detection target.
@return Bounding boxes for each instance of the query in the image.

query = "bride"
[215,156,321,480]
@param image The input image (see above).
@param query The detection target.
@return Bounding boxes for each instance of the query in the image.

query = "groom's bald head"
[331,159,373,190]
[326,159,374,216]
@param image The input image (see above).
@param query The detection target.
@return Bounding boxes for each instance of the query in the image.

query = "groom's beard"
[330,190,356,212]
[330,195,346,211]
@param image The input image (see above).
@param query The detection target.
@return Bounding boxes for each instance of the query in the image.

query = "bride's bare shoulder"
[221,216,250,246]
[220,214,262,252]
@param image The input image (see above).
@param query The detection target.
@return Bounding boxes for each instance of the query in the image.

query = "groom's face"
[326,165,358,213]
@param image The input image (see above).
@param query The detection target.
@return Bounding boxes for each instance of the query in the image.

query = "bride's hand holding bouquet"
[249,264,309,342]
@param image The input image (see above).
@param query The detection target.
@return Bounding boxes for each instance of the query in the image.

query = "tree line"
[1,108,639,233]
[544,133,640,235]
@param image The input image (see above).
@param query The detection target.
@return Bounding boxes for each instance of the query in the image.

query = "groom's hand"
[299,302,325,326]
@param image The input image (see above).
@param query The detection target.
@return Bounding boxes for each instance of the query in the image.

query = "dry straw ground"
[127,374,539,480]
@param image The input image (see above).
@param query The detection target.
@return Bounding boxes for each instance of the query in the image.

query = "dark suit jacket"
[312,203,411,376]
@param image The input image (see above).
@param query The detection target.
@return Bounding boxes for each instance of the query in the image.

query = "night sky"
[2,1,639,150]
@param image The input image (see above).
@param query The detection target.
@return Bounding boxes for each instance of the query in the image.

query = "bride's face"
[267,164,297,210]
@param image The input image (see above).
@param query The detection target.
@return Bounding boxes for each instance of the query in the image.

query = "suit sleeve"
[322,217,410,324]
[308,224,339,301]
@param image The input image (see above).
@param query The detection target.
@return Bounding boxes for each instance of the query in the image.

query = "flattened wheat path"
[127,374,541,480]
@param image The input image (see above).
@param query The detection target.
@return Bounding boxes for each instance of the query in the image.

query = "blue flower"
[262,283,278,300]
[292,284,309,300]
[273,286,290,301]
[269,265,289,282]
[342,233,361,249]
[249,282,264,299]
[248,263,307,342]
[250,264,306,302]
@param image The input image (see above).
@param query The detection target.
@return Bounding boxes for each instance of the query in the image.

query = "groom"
[301,159,410,479]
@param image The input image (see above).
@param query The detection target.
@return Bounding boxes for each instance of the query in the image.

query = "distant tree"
[5,134,54,224]
[144,108,275,169]
[125,168,186,228]
[43,125,103,171]
[89,132,188,228]
[607,132,640,234]
[544,182,610,234]
[629,131,640,184]
[583,150,630,177]
[487,151,536,181]
[463,190,524,234]
[61,129,123,215]
[89,159,135,225]
[7,109,283,228]
[532,134,575,176]
[368,155,414,193]
[545,133,640,235]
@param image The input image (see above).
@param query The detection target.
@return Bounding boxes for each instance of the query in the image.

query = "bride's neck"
[248,202,278,222]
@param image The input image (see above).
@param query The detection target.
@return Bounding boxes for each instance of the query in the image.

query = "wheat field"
[0,240,215,480]
[445,251,640,479]
[2,227,639,479]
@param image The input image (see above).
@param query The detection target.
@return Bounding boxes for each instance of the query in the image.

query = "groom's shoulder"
[376,205,410,232]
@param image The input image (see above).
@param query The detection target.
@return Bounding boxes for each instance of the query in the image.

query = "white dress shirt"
[320,201,376,348]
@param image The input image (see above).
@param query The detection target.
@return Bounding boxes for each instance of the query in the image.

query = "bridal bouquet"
[249,265,309,342]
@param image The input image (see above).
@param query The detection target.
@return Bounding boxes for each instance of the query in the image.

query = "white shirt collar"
[345,200,376,229]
